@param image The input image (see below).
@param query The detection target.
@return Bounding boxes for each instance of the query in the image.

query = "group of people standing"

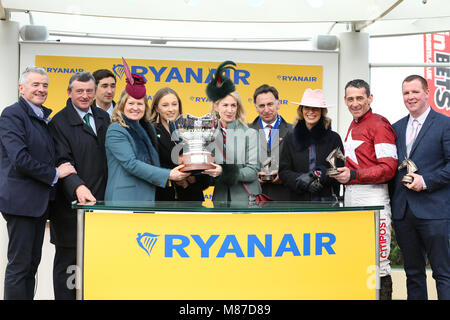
[0,59,448,301]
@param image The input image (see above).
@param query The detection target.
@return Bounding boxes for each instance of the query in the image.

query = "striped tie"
[220,123,227,146]
[266,124,273,144]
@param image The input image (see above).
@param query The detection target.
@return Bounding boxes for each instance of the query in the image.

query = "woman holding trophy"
[279,88,343,201]
[104,59,189,201]
[202,61,261,202]
[150,87,210,201]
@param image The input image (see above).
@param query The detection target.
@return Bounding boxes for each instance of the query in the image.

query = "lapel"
[398,115,409,160]
[277,117,292,141]
[409,109,435,157]
[91,105,108,138]
[156,122,174,153]
[19,97,55,156]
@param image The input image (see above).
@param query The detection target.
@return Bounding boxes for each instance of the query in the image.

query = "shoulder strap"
[241,182,252,195]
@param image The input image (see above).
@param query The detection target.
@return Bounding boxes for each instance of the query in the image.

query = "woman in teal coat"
[104,64,189,201]
[203,61,261,202]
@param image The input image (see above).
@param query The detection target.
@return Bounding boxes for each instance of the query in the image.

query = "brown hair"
[293,105,331,129]
[149,87,183,124]
[402,74,429,91]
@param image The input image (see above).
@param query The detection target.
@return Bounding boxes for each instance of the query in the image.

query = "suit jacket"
[105,121,170,201]
[154,121,209,201]
[390,108,450,220]
[211,120,261,202]
[249,116,293,200]
[0,97,56,217]
[48,99,109,247]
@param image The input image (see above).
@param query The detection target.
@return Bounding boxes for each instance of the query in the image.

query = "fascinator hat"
[122,57,147,99]
[206,60,236,102]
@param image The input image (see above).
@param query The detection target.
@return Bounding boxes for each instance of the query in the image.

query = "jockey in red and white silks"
[343,109,398,277]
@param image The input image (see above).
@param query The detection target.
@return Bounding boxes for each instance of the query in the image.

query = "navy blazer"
[0,97,56,217]
[390,108,450,220]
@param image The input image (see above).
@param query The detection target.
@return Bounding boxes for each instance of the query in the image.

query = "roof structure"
[2,0,450,44]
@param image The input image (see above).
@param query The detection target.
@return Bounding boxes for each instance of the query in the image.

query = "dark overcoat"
[279,119,343,201]
[154,121,209,201]
[48,99,109,247]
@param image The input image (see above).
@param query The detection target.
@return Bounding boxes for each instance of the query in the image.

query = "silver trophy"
[398,158,418,184]
[171,114,217,173]
[326,147,346,176]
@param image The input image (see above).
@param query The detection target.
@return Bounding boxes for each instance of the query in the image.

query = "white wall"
[370,35,425,125]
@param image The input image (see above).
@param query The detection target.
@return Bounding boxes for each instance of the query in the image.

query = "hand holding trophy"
[259,157,278,181]
[398,158,418,184]
[326,147,346,176]
[171,113,217,174]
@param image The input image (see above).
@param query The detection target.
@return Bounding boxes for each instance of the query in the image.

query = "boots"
[380,275,393,300]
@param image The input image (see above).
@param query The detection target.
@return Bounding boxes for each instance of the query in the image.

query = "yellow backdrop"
[36,55,323,123]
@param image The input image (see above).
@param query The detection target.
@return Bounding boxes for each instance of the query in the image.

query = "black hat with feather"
[206,60,236,102]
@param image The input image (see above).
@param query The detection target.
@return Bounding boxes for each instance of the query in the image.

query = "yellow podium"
[74,201,382,300]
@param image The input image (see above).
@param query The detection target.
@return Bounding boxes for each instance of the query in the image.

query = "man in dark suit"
[48,72,110,300]
[249,84,292,201]
[390,74,450,300]
[0,67,75,299]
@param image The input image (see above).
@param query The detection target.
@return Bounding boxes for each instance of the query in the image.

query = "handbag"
[242,182,273,205]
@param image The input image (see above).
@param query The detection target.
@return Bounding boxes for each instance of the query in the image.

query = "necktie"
[266,124,273,143]
[84,113,92,129]
[220,122,227,146]
[406,119,419,156]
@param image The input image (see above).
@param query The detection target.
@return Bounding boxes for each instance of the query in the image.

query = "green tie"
[84,113,92,129]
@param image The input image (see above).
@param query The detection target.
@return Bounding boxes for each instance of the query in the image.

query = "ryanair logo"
[112,64,125,80]
[136,232,336,258]
[136,233,159,257]
[113,64,251,85]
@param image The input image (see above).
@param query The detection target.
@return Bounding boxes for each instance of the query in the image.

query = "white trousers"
[345,184,392,277]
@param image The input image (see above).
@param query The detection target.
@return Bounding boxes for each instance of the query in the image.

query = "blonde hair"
[209,91,247,127]
[111,90,151,128]
[293,105,332,129]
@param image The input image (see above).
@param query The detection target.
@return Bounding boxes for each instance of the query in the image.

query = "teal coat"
[105,122,170,201]
[211,120,261,202]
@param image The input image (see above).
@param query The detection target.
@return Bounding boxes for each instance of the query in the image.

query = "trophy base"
[179,153,214,173]
[401,175,414,184]
[326,168,340,176]
[260,173,277,181]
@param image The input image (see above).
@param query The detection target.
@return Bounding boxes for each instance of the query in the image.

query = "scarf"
[293,119,330,152]
[123,115,160,167]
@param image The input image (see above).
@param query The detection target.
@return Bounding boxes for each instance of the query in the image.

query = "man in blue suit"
[0,67,76,299]
[390,74,450,300]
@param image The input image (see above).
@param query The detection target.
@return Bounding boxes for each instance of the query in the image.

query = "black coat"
[249,116,293,201]
[279,119,344,201]
[48,99,109,247]
[154,122,209,201]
